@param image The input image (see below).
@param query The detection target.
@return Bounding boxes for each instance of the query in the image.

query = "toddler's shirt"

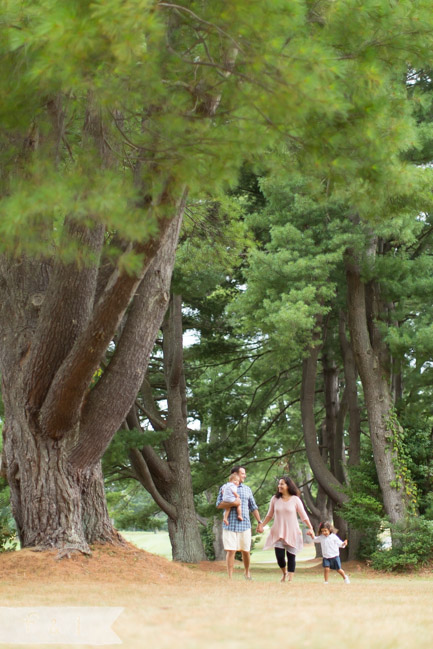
[313,533,345,558]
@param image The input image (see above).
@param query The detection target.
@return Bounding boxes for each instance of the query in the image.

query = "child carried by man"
[221,472,243,526]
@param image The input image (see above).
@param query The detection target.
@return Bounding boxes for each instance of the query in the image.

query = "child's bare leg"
[221,501,235,526]
[337,568,347,580]
[236,502,243,521]
[324,567,330,583]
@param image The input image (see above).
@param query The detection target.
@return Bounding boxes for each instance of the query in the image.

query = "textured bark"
[339,311,361,467]
[322,351,340,479]
[300,320,368,559]
[345,248,409,523]
[301,479,331,558]
[212,516,226,561]
[0,188,187,553]
[129,294,206,563]
[2,408,120,554]
[301,334,348,507]
[69,200,186,469]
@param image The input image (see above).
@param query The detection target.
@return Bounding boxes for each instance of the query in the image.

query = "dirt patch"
[0,543,215,585]
[187,560,227,573]
[1,546,425,586]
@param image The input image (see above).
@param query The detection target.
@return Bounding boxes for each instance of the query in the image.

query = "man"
[216,465,262,579]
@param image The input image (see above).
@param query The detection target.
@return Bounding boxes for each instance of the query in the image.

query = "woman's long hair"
[275,476,300,498]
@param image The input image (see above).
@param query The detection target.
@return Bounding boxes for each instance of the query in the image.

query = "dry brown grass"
[1,545,432,649]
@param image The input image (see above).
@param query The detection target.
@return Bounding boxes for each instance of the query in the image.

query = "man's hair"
[230,465,245,475]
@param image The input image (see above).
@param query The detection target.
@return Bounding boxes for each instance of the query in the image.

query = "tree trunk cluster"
[128,294,207,562]
[0,195,185,554]
[300,236,412,560]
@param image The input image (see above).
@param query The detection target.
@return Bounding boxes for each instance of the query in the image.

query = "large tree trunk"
[0,192,186,553]
[129,294,206,563]
[345,246,411,523]
[212,516,226,561]
[2,411,119,554]
[339,311,361,467]
[338,311,362,559]
[163,295,206,561]
[301,329,348,508]
[81,463,124,545]
[301,319,367,561]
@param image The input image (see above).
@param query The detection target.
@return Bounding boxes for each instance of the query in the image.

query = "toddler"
[221,473,243,526]
[313,522,350,584]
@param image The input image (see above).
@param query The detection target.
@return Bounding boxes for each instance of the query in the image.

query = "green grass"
[121,530,317,563]
[121,530,173,558]
[251,537,316,563]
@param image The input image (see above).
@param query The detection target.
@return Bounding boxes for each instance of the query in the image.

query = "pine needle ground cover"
[0,546,432,649]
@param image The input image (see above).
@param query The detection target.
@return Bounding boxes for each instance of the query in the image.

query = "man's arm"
[216,486,233,510]
[248,489,262,525]
[252,508,262,524]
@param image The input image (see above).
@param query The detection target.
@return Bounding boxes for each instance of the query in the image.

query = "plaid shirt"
[216,482,258,532]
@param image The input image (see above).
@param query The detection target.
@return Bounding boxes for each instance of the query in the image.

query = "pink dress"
[263,495,310,553]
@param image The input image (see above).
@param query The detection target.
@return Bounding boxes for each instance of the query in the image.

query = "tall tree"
[128,294,208,562]
[1,0,338,553]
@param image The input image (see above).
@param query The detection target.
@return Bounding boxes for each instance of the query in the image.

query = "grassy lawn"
[121,530,173,558]
[121,529,317,563]
[1,550,432,649]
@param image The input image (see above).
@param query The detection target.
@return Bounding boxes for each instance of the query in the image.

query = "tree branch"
[69,192,186,468]
[301,328,348,506]
[138,378,168,431]
[129,448,177,520]
[26,218,105,426]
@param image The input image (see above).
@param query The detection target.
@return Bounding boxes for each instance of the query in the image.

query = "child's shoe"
[344,576,350,584]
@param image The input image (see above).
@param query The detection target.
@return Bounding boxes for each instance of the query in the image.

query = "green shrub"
[339,491,383,561]
[371,517,433,572]
[200,521,216,561]
[0,479,17,552]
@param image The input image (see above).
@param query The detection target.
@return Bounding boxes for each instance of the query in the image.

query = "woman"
[257,476,314,582]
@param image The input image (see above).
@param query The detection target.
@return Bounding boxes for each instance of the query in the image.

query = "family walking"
[217,466,349,584]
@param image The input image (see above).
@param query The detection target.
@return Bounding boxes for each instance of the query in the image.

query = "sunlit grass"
[1,562,432,649]
[121,529,317,563]
[121,530,173,558]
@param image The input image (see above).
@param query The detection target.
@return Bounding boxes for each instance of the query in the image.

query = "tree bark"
[322,351,341,480]
[0,191,187,553]
[345,247,410,523]
[2,408,120,555]
[301,331,348,507]
[339,311,361,467]
[129,294,207,563]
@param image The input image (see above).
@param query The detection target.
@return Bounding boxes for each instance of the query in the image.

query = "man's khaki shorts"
[222,529,252,552]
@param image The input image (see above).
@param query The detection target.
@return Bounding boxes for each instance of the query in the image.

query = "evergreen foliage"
[371,518,433,572]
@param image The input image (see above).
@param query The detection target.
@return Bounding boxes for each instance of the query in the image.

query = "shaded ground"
[0,545,432,649]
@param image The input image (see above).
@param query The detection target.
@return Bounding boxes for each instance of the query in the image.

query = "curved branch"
[165,294,184,389]
[137,378,168,431]
[69,192,186,469]
[158,2,244,53]
[39,216,174,440]
[301,332,348,507]
[129,448,176,520]
[26,219,105,423]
